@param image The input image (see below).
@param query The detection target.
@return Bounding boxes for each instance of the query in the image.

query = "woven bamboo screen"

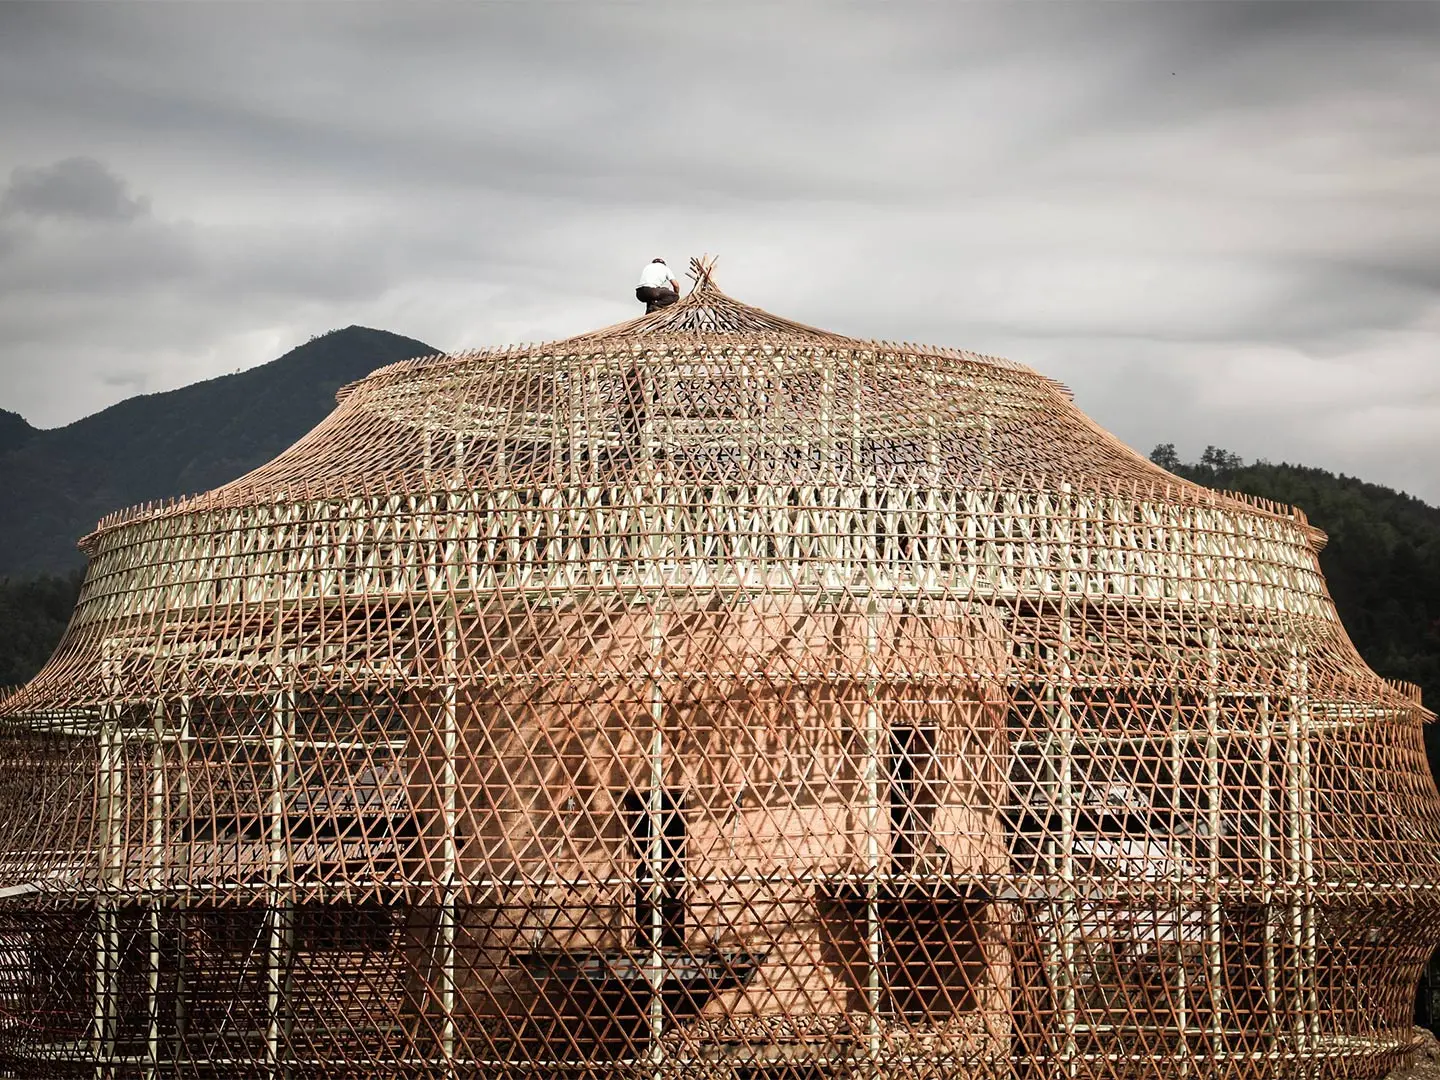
[1,259,1437,1079]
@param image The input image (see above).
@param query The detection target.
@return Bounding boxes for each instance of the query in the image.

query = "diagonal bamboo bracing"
[1,257,1438,1079]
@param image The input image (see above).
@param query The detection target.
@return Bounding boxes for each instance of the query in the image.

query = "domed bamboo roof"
[84,256,1319,540]
[9,257,1403,714]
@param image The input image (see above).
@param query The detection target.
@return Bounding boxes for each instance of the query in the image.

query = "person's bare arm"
[670,277,679,294]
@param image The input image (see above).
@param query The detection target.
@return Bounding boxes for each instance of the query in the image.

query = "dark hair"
[652,257,666,264]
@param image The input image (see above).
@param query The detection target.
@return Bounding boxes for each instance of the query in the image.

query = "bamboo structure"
[1,257,1438,1079]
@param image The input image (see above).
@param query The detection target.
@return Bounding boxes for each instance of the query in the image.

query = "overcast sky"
[1,2,1437,500]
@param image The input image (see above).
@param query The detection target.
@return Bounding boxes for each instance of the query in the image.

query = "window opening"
[622,790,686,950]
[889,725,938,874]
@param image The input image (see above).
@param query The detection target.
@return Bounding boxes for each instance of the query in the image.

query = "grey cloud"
[0,156,150,222]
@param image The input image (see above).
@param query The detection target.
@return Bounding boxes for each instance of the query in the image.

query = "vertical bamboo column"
[1259,694,1278,1038]
[1172,682,1190,1077]
[1285,647,1315,1057]
[1205,627,1225,1059]
[93,645,122,1080]
[265,679,294,1080]
[646,604,667,1068]
[145,696,167,1080]
[438,601,459,1074]
[1296,652,1319,1051]
[1056,489,1078,1080]
[850,352,884,1058]
[922,357,941,590]
[434,422,468,1074]
[172,696,192,1058]
[864,595,883,1057]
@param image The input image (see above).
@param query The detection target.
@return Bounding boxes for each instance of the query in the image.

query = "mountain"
[0,327,438,577]
[0,410,37,456]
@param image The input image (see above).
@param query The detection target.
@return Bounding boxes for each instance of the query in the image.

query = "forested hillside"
[0,571,82,689]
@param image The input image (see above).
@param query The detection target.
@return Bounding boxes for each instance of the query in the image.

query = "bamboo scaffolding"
[0,257,1437,1079]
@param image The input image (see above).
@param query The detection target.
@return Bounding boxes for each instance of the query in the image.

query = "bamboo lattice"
[1,257,1437,1079]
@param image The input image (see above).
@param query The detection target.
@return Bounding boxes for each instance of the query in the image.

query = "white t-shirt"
[637,262,675,289]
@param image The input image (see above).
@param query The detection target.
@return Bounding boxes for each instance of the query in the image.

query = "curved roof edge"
[74,257,1325,557]
[77,469,1328,561]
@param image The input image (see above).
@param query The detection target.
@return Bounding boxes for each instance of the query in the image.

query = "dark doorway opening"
[622,789,686,950]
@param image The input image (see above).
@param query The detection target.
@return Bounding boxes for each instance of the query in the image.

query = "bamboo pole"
[93,643,122,1080]
[265,681,294,1080]
[1206,627,1225,1061]
[439,601,459,1073]
[646,604,666,1070]
[1057,485,1079,1080]
[864,595,883,1056]
[145,696,166,1080]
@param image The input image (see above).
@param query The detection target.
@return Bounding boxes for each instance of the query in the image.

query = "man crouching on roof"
[636,258,680,313]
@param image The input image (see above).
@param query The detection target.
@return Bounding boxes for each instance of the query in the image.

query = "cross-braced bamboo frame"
[1,258,1437,1080]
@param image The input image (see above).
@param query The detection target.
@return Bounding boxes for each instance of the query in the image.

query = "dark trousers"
[636,285,678,313]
